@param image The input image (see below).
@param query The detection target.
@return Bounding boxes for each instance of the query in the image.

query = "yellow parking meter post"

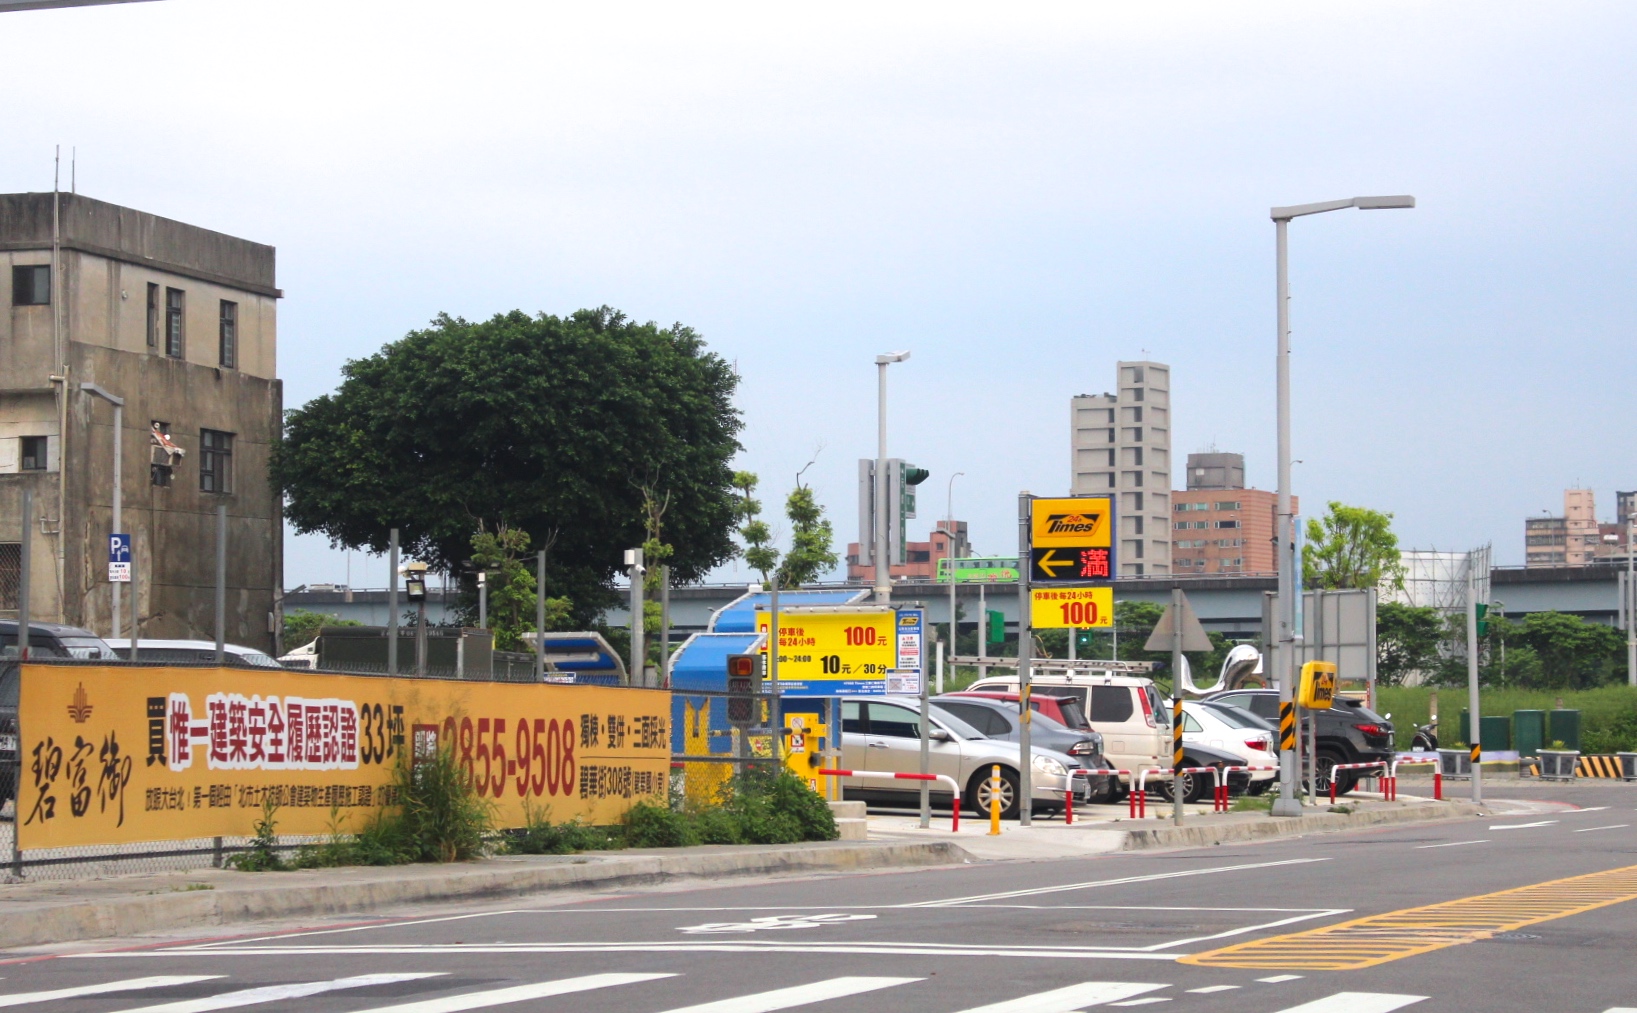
[783,713,826,792]
[988,764,1002,835]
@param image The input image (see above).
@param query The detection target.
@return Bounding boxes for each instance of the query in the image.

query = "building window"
[1130,516,1143,535]
[907,549,930,563]
[1106,428,1115,443]
[0,542,18,610]
[1131,387,1143,402]
[200,429,233,493]
[165,288,185,358]
[1215,519,1240,529]
[12,265,50,306]
[146,283,159,347]
[218,300,238,368]
[20,436,47,471]
[1214,501,1241,511]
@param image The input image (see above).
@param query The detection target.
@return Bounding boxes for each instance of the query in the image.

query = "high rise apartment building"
[0,193,282,649]
[1070,361,1171,575]
[1525,488,1636,567]
[1169,452,1292,575]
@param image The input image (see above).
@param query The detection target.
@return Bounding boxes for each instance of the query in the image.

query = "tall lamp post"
[946,471,963,651]
[1270,195,1414,819]
[873,351,910,604]
[79,383,124,642]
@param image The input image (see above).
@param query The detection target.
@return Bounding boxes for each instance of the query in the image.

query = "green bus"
[938,556,1021,583]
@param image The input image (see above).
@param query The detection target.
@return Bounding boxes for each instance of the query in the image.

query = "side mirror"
[929,728,953,742]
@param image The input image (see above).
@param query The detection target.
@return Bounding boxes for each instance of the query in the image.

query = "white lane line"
[119,974,445,1012]
[910,859,1331,907]
[951,981,1167,1012]
[72,943,1183,961]
[1489,821,1559,830]
[0,976,222,1007]
[344,973,674,1013]
[1144,909,1350,951]
[1258,975,1304,983]
[1415,840,1488,849]
[1601,1007,1637,1012]
[1575,824,1631,833]
[1573,807,1611,813]
[1268,993,1425,1013]
[1187,985,1240,993]
[1109,1001,1170,1007]
[653,977,917,1013]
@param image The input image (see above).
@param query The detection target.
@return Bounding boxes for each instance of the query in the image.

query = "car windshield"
[928,706,986,740]
[1202,702,1274,731]
[56,637,119,660]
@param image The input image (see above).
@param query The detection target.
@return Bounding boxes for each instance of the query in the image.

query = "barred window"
[219,300,237,368]
[165,288,185,358]
[200,429,233,493]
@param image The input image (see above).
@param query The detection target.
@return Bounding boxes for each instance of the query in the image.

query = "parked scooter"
[1411,720,1439,752]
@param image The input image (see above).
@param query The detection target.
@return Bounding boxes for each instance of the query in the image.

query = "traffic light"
[1075,629,1094,651]
[1476,603,1489,637]
[726,653,764,727]
[986,609,1005,646]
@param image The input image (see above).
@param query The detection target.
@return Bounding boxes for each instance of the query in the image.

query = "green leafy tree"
[275,307,743,628]
[1509,611,1625,689]
[732,471,780,585]
[1303,501,1405,591]
[283,609,362,650]
[777,485,838,587]
[469,525,571,651]
[1375,602,1444,686]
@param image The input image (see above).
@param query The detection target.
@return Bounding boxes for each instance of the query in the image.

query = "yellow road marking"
[1180,862,1637,971]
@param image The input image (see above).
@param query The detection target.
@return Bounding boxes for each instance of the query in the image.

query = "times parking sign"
[108,533,132,583]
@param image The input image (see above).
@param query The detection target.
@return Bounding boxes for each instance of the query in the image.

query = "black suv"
[1205,688,1394,794]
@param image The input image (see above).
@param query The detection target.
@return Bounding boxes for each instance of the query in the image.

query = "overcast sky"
[8,1,1634,589]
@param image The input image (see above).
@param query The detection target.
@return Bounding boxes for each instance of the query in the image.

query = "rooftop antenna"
[71,146,75,194]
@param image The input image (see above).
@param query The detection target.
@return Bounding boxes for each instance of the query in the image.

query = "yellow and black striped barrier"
[1524,754,1637,779]
[1278,701,1296,752]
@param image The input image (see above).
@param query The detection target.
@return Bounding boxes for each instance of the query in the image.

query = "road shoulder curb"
[1118,800,1488,850]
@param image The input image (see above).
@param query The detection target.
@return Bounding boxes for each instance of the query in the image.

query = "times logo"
[1044,513,1101,535]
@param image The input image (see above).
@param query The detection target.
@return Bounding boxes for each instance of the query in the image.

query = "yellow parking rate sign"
[1030,587,1114,629]
[1029,496,1115,583]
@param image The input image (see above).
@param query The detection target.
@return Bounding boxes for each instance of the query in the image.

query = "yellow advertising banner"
[1030,496,1114,548]
[16,665,670,850]
[755,609,920,694]
[1029,587,1115,629]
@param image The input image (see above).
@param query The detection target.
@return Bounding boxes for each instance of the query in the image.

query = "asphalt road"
[6,782,1637,1013]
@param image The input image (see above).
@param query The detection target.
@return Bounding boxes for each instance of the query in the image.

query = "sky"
[6,1,1635,589]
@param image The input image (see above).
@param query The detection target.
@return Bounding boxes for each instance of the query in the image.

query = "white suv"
[964,672,1170,779]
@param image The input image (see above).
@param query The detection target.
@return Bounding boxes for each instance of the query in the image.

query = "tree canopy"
[1303,501,1405,591]
[276,307,743,626]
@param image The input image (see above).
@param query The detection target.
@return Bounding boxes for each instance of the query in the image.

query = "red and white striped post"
[815,769,962,831]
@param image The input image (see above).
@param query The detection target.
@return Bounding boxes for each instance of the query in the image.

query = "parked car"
[1204,688,1395,794]
[838,696,1089,820]
[1180,700,1276,794]
[943,691,1092,732]
[0,622,120,807]
[0,620,119,660]
[107,639,284,669]
[964,672,1170,786]
[931,695,1117,803]
[1153,741,1257,803]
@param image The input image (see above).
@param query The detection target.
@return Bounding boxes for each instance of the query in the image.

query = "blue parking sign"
[109,533,132,582]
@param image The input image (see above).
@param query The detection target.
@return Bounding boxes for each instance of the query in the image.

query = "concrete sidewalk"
[866,793,1503,859]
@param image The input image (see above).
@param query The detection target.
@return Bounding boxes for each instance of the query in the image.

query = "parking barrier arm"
[1329,761,1390,804]
[815,768,962,831]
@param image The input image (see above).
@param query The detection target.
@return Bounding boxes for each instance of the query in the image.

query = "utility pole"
[17,490,31,661]
[1016,491,1033,826]
[626,547,644,687]
[1467,549,1483,805]
[1171,586,1185,825]
[80,383,123,641]
[873,351,909,603]
[660,564,671,688]
[214,503,227,664]
[477,571,487,629]
[387,529,399,676]
[1628,520,1635,687]
[535,550,546,680]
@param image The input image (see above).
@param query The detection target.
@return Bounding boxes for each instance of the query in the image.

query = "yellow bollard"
[988,764,1002,835]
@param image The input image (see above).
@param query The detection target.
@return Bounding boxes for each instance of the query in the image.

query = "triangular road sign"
[1145,592,1214,653]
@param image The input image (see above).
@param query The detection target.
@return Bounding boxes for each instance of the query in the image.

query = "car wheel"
[1086,777,1119,805]
[967,767,1020,821]
[1246,779,1269,796]
[1158,768,1212,804]
[1314,748,1354,796]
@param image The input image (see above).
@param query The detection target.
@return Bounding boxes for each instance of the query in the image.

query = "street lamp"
[946,471,964,652]
[873,351,910,604]
[402,560,429,677]
[1270,195,1414,819]
[79,383,125,645]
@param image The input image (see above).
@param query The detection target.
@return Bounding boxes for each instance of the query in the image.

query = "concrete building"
[0,192,281,650]
[846,519,968,583]
[1070,360,1171,575]
[1524,488,1635,568]
[1169,452,1290,575]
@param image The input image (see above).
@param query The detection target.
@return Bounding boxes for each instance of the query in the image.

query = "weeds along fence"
[0,657,661,882]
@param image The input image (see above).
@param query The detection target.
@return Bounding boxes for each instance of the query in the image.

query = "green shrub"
[505,805,623,855]
[227,797,286,872]
[623,801,700,848]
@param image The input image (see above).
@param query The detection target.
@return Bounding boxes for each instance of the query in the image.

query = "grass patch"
[1230,793,1273,813]
[1376,685,1637,753]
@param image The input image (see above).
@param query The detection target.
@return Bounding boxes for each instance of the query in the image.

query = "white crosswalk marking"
[342,973,675,1013]
[951,982,1167,1012]
[118,973,446,1012]
[1269,994,1427,1013]
[654,977,919,1013]
[1187,986,1240,993]
[0,976,221,1007]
